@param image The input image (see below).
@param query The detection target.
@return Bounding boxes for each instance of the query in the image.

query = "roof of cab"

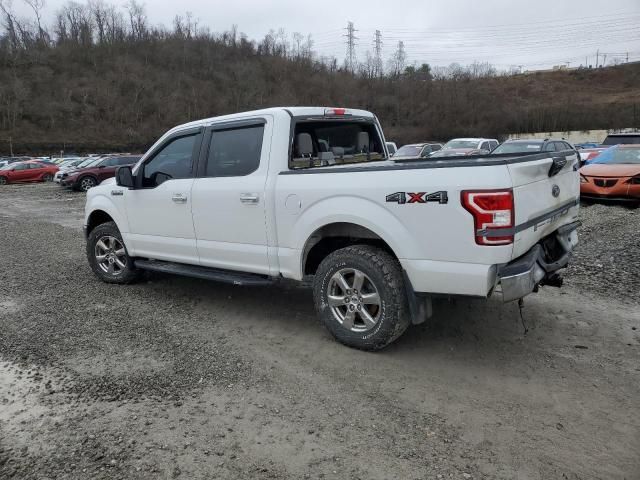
[168,107,376,135]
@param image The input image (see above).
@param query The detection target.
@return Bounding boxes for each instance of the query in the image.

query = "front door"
[191,118,272,275]
[123,129,203,265]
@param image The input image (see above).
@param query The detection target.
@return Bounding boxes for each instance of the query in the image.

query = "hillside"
[1,5,639,154]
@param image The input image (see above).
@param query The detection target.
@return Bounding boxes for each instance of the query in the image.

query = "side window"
[543,142,556,152]
[205,125,264,177]
[143,134,197,187]
[480,142,490,151]
[432,144,441,151]
[14,164,28,170]
[490,141,498,150]
[420,145,431,156]
[102,157,119,167]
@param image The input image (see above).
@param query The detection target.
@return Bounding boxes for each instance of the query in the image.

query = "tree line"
[1,0,638,154]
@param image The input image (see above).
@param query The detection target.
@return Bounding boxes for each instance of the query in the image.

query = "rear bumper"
[497,221,579,302]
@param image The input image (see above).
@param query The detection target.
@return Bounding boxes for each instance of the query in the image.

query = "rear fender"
[290,196,421,278]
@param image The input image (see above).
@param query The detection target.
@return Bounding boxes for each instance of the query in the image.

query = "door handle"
[240,193,259,204]
[172,193,188,203]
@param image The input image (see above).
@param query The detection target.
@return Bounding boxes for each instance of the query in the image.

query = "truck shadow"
[150,273,560,358]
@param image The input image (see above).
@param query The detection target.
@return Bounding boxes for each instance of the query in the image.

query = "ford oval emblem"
[552,185,560,197]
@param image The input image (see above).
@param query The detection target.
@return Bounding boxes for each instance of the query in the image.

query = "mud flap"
[402,270,432,325]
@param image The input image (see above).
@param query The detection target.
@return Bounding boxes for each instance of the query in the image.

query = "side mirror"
[116,166,135,188]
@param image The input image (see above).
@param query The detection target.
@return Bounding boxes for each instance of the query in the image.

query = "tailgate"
[508,153,580,258]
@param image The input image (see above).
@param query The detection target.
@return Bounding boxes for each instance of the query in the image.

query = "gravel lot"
[1,183,639,479]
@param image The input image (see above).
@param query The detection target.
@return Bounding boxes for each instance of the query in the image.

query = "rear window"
[492,142,542,154]
[602,134,640,145]
[290,120,385,169]
[394,145,422,157]
[442,140,479,149]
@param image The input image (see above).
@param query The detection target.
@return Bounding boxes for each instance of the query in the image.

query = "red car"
[580,145,640,203]
[0,160,58,185]
[59,155,141,191]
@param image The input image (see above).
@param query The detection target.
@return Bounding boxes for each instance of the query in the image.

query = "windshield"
[592,146,640,164]
[290,120,386,169]
[394,145,422,157]
[492,142,542,154]
[442,140,479,149]
[77,157,102,168]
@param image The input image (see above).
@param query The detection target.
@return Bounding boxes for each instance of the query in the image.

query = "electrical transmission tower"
[344,21,358,72]
[392,40,406,75]
[373,30,383,76]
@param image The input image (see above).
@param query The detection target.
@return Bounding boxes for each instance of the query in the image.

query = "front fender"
[84,188,130,239]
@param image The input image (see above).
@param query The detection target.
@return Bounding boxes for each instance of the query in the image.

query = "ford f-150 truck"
[84,107,580,350]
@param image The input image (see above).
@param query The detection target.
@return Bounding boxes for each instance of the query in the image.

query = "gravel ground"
[0,183,639,479]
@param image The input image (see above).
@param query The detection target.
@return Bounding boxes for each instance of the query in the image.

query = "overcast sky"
[11,0,640,70]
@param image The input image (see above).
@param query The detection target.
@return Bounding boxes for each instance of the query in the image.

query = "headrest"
[296,133,313,156]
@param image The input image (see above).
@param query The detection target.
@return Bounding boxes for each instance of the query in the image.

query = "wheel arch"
[302,222,399,276]
[85,209,115,238]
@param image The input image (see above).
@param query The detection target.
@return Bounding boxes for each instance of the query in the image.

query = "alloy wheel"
[95,235,127,276]
[81,177,96,191]
[327,268,381,332]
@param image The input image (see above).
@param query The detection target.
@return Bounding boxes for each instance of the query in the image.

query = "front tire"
[42,173,53,182]
[78,176,97,192]
[86,222,140,284]
[0,176,7,185]
[313,245,410,350]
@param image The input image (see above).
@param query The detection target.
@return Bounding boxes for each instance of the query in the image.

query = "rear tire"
[312,245,410,350]
[86,221,141,284]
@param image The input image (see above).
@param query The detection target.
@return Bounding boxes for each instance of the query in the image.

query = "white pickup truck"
[84,107,580,350]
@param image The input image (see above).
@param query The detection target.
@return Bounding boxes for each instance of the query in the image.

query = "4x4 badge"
[386,191,448,204]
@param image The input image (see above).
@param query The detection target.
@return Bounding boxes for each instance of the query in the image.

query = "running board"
[134,259,275,286]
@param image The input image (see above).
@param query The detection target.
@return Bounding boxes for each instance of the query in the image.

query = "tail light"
[324,108,347,116]
[461,189,514,245]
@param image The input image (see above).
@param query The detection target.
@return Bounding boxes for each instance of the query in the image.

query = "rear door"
[508,152,580,258]
[191,118,272,274]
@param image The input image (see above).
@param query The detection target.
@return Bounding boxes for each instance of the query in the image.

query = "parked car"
[602,133,640,145]
[385,142,398,155]
[429,138,499,158]
[60,155,141,191]
[491,138,576,155]
[54,157,102,183]
[579,145,640,203]
[392,142,443,160]
[578,147,607,164]
[84,106,580,350]
[574,142,602,149]
[0,160,59,185]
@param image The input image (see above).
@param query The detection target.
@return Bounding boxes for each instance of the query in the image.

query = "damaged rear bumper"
[497,221,580,302]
